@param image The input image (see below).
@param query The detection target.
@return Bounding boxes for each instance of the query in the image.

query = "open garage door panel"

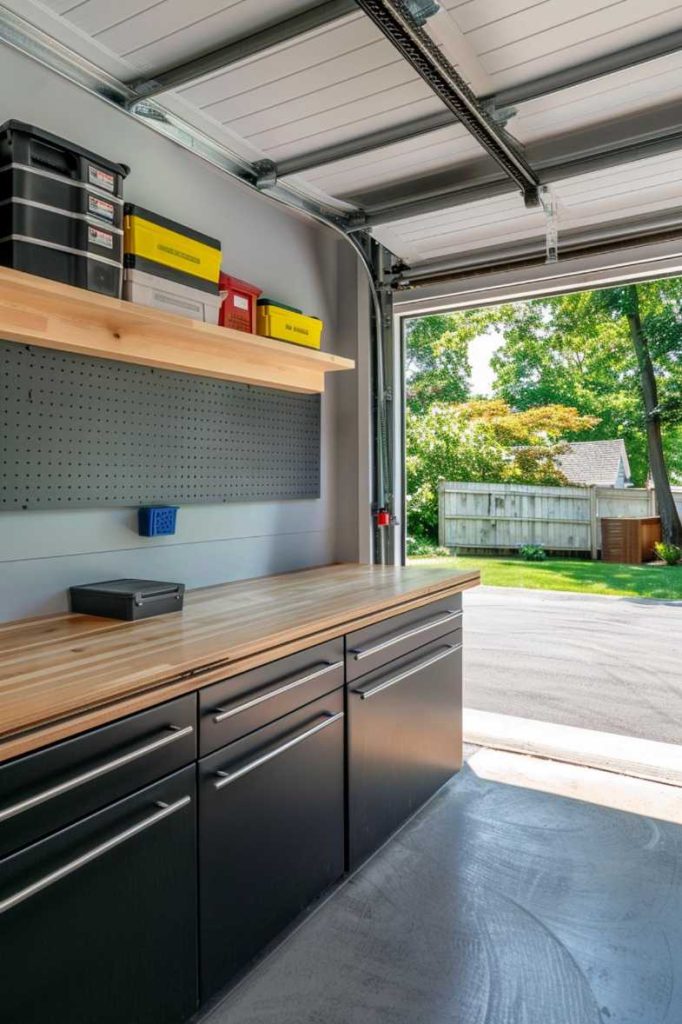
[4,0,682,281]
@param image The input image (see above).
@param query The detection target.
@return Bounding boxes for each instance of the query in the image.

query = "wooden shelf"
[0,267,354,393]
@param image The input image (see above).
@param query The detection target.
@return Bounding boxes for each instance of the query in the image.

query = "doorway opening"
[398,271,682,784]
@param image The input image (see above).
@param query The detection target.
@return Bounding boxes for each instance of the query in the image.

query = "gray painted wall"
[0,48,365,620]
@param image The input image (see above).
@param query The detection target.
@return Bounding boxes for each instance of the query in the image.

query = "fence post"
[589,486,599,560]
[438,482,445,548]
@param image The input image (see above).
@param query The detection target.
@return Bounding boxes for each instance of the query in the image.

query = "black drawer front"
[345,594,462,682]
[199,638,344,756]
[0,694,196,859]
[348,634,462,869]
[0,765,197,1024]
[199,688,344,999]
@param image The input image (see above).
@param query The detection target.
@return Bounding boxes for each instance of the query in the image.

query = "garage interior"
[1,1,682,1022]
[5,0,682,560]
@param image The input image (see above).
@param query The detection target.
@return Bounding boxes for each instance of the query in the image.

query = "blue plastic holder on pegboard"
[138,506,178,537]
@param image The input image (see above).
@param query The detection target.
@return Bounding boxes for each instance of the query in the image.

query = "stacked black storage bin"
[0,121,128,297]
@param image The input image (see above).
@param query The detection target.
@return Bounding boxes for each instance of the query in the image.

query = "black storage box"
[0,202,123,261]
[0,120,128,200]
[70,579,185,621]
[0,238,122,296]
[0,120,128,296]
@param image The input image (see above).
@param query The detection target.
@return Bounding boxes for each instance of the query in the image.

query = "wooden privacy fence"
[437,481,682,556]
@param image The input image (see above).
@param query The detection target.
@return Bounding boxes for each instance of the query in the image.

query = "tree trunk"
[626,287,682,546]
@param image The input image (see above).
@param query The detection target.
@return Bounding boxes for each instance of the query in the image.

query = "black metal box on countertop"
[69,579,185,620]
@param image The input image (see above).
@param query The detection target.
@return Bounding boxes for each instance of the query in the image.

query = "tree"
[595,284,682,545]
[404,309,502,414]
[490,290,648,481]
[406,399,598,540]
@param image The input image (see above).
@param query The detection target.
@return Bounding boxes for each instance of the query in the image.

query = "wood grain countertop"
[0,563,479,764]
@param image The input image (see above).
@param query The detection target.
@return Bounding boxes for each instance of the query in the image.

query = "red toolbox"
[219,273,262,333]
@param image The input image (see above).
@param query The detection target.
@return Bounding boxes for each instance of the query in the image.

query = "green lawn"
[410,554,682,600]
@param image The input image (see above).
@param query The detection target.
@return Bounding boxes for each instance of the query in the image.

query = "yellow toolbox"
[123,204,221,288]
[256,298,323,349]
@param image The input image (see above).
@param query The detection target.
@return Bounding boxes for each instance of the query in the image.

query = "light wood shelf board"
[0,267,354,393]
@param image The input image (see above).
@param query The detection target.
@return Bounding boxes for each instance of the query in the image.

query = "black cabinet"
[0,592,467,1019]
[346,595,462,682]
[347,634,463,869]
[0,766,198,1024]
[199,639,344,756]
[0,694,196,859]
[199,688,345,1000]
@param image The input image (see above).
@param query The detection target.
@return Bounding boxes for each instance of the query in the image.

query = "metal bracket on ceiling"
[403,0,441,25]
[254,160,278,189]
[480,99,518,129]
[539,185,559,262]
[346,211,370,232]
[127,100,171,123]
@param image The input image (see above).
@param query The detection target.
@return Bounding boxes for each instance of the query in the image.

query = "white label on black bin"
[89,225,114,250]
[88,165,115,193]
[233,295,249,310]
[88,193,115,222]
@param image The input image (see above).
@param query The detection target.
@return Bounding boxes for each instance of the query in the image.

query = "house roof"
[556,440,631,487]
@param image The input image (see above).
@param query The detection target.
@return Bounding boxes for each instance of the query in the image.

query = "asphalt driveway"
[464,586,682,745]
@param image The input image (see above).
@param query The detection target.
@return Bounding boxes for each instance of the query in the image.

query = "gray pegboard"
[1,341,320,509]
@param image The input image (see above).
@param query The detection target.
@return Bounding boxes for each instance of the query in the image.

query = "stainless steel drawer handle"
[0,795,191,916]
[0,724,194,824]
[214,711,344,790]
[352,644,462,700]
[350,610,462,661]
[213,661,343,723]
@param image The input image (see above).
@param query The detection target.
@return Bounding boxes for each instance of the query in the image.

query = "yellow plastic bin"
[123,204,221,288]
[256,298,323,349]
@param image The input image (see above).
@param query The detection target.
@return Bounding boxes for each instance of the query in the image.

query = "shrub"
[406,537,451,558]
[654,542,682,566]
[519,544,547,562]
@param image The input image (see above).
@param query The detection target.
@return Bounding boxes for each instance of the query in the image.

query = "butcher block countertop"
[0,563,479,763]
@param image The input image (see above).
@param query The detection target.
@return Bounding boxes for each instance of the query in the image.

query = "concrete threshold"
[468,747,682,825]
[464,708,682,788]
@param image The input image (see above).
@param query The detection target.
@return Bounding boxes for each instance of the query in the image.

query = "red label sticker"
[88,225,114,250]
[88,193,115,222]
[88,165,115,193]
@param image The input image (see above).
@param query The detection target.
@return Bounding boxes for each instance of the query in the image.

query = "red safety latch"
[375,508,391,527]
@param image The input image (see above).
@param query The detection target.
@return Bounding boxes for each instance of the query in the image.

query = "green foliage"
[489,280,682,485]
[489,290,648,481]
[654,542,682,566]
[404,309,502,413]
[405,537,451,557]
[519,544,547,562]
[406,399,597,540]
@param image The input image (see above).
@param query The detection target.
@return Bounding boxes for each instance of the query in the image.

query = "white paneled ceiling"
[376,151,682,263]
[176,14,441,160]
[442,0,682,89]
[16,0,682,268]
[47,0,322,72]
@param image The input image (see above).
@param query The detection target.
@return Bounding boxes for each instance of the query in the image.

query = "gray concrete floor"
[465,586,682,745]
[199,766,682,1024]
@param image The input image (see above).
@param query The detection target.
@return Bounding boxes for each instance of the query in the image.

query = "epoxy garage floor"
[199,759,682,1024]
